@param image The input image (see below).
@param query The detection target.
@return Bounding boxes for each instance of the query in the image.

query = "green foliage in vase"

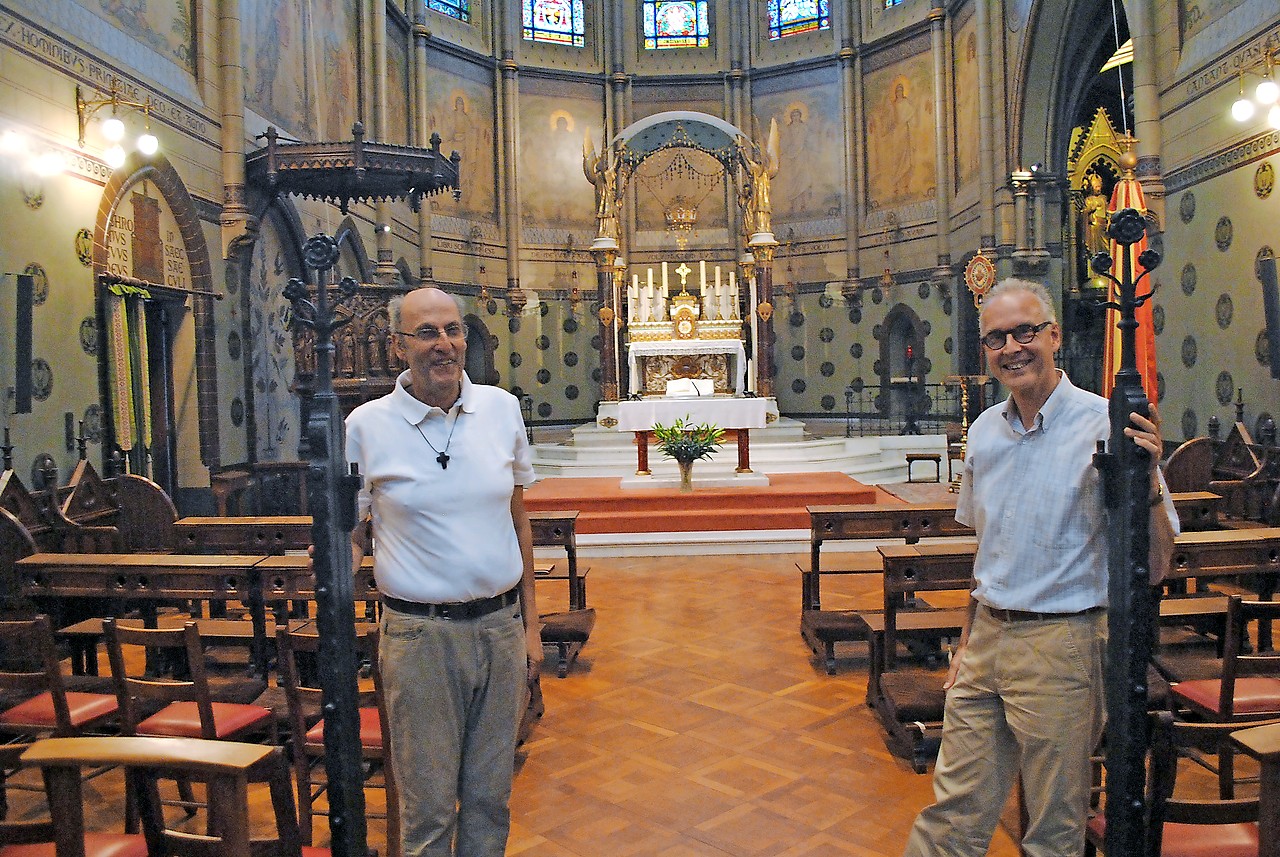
[652,416,725,464]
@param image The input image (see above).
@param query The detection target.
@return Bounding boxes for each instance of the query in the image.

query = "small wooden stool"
[906,453,942,483]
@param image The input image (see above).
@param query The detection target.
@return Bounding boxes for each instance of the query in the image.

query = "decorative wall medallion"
[918,282,930,299]
[1181,409,1198,441]
[537,402,552,418]
[1215,216,1233,251]
[1181,335,1197,367]
[563,351,578,367]
[227,331,242,360]
[536,368,551,384]
[565,385,579,400]
[818,327,834,343]
[1148,233,1164,257]
[539,302,549,317]
[591,367,601,382]
[848,307,862,324]
[871,288,883,304]
[820,361,835,377]
[563,317,579,333]
[508,317,521,333]
[535,335,550,350]
[922,320,932,335]
[21,175,44,209]
[872,324,883,340]
[1180,263,1197,295]
[79,318,99,355]
[23,263,49,305]
[1156,372,1165,403]
[920,357,933,374]
[509,352,522,367]
[1152,304,1165,335]
[791,345,805,361]
[83,404,103,443]
[75,229,93,266]
[789,311,805,327]
[821,395,836,411]
[30,358,52,400]
[872,359,884,375]
[942,297,953,316]
[1215,371,1234,405]
[590,334,602,350]
[1256,412,1275,442]
[487,299,498,315]
[944,336,953,354]
[230,397,245,427]
[1178,192,1195,223]
[1257,246,1275,280]
[818,294,834,309]
[1255,161,1275,199]
[1258,330,1271,366]
[791,379,806,394]
[849,343,863,359]
[1215,294,1233,328]
[850,376,864,392]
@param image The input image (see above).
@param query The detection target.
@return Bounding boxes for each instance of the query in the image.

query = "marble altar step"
[529,418,948,484]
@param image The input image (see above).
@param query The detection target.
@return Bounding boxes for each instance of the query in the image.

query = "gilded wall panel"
[517,88,600,234]
[753,72,844,228]
[953,15,979,191]
[424,58,497,223]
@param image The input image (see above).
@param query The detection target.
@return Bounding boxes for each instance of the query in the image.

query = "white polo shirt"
[345,371,535,604]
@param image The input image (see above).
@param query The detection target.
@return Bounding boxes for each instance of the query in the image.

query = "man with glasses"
[902,278,1177,857]
[345,287,541,856]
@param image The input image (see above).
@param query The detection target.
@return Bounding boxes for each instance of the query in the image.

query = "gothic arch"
[334,216,372,282]
[462,313,499,386]
[879,302,928,426]
[92,152,219,471]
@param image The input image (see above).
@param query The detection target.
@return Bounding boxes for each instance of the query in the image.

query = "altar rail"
[842,380,997,438]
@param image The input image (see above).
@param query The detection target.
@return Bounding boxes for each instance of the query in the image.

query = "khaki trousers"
[380,603,525,857]
[903,606,1105,857]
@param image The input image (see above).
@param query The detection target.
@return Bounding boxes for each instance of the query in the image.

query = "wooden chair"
[17,735,333,856]
[531,511,595,678]
[102,618,274,743]
[275,625,399,855]
[1171,596,1280,724]
[0,616,118,819]
[1085,712,1260,856]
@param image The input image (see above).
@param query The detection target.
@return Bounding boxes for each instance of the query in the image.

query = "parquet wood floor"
[510,553,1021,856]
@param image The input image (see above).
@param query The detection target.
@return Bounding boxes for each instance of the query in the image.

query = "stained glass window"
[642,1,709,50]
[884,0,906,7]
[768,0,829,40]
[524,0,585,46]
[427,0,469,23]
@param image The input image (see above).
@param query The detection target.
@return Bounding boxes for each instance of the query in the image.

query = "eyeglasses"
[980,320,1053,350]
[397,323,468,343]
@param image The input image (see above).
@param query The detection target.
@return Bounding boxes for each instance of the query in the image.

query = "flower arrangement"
[652,416,725,465]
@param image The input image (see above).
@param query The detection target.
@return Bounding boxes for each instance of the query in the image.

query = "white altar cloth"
[627,338,748,396]
[615,397,768,432]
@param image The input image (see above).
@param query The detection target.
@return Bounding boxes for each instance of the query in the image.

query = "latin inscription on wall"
[104,186,191,291]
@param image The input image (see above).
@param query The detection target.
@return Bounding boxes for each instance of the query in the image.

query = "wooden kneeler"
[540,608,596,678]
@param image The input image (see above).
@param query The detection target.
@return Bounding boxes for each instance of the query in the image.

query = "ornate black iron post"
[1091,207,1162,857]
[283,235,367,857]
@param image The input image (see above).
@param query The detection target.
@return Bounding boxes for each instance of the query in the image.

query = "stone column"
[371,0,396,284]
[218,0,256,258]
[412,12,434,284]
[929,2,952,278]
[1129,0,1165,226]
[497,3,523,305]
[591,240,620,401]
[750,238,778,398]
[974,0,997,252]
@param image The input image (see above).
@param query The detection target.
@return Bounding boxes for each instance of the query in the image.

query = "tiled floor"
[510,553,1022,856]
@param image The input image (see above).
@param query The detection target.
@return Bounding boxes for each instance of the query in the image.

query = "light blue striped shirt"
[956,371,1176,612]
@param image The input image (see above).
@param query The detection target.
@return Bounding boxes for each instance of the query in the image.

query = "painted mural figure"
[889,80,924,198]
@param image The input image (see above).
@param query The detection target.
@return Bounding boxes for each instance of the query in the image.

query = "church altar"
[615,397,767,432]
[627,339,747,396]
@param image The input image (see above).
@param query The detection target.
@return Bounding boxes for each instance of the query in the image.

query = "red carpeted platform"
[524,472,897,534]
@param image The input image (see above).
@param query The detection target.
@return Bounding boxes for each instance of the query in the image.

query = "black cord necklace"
[415,411,460,469]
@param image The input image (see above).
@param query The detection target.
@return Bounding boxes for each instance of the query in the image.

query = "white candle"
[700,260,707,291]
[729,272,737,318]
[630,274,639,321]
[661,261,668,295]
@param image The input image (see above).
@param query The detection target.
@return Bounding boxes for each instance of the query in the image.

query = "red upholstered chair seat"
[0,832,149,857]
[305,705,384,749]
[136,701,272,739]
[1173,677,1280,717]
[1086,813,1258,857]
[1,692,119,730]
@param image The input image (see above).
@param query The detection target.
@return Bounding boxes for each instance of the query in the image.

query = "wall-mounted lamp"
[1230,47,1280,129]
[76,82,159,169]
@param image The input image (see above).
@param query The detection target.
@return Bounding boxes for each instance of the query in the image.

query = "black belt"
[983,604,1104,622]
[384,587,519,620]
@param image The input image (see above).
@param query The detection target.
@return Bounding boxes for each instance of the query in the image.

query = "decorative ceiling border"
[1164,129,1280,193]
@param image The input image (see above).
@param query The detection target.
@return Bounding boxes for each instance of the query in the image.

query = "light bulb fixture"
[1227,48,1280,124]
[76,81,160,165]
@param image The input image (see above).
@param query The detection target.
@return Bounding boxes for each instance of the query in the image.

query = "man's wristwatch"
[1148,484,1164,507]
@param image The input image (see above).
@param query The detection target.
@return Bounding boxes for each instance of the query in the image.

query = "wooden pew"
[529,510,595,678]
[801,502,972,674]
[868,541,976,772]
[173,516,314,555]
[1172,491,1224,532]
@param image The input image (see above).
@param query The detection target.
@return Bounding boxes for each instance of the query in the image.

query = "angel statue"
[583,132,619,242]
[740,117,781,238]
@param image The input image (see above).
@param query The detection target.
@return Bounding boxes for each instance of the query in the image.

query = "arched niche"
[880,302,928,431]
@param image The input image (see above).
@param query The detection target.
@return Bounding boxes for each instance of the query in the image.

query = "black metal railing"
[844,380,997,438]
